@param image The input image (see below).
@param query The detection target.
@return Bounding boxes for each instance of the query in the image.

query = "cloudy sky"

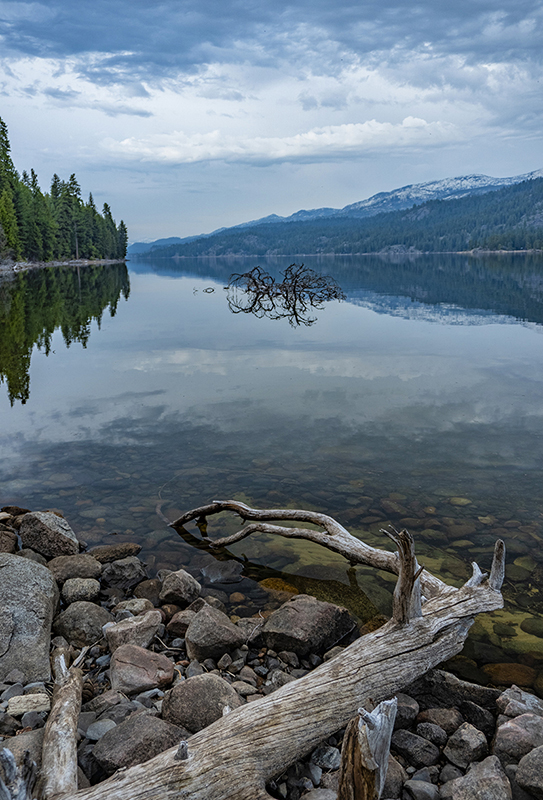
[1,1,542,241]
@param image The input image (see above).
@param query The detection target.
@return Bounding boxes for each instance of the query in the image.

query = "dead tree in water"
[53,501,504,800]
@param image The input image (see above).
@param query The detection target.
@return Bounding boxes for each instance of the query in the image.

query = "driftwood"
[53,502,504,800]
[337,698,397,800]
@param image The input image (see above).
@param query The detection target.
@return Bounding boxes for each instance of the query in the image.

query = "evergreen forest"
[0,117,128,263]
[142,178,543,257]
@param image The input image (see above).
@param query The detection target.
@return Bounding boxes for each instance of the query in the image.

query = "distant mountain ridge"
[128,168,543,254]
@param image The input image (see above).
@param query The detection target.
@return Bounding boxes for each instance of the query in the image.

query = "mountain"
[129,169,543,256]
[136,177,543,257]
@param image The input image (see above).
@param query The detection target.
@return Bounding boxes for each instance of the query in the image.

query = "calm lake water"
[1,253,543,686]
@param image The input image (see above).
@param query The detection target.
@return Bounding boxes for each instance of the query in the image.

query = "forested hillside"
[145,178,543,257]
[0,117,127,263]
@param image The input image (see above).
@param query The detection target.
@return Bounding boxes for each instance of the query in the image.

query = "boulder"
[381,753,407,798]
[516,744,543,799]
[441,755,512,800]
[134,579,162,606]
[162,673,242,733]
[105,610,162,652]
[109,644,174,694]
[92,713,187,775]
[391,730,440,768]
[483,663,536,688]
[0,727,45,770]
[62,578,101,604]
[497,685,543,719]
[185,605,245,662]
[261,594,355,656]
[394,693,420,729]
[53,601,113,647]
[492,713,543,766]
[88,542,142,563]
[101,557,147,592]
[443,722,488,768]
[113,598,155,615]
[403,780,440,800]
[459,700,496,738]
[416,722,447,747]
[416,707,464,735]
[406,669,499,710]
[159,569,201,606]
[47,554,102,584]
[0,529,17,553]
[19,511,79,558]
[167,609,196,637]
[0,553,58,682]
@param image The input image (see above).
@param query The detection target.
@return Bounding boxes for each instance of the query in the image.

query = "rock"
[235,616,265,645]
[381,753,407,798]
[101,557,147,592]
[497,685,543,719]
[200,560,244,584]
[406,669,499,709]
[440,763,464,783]
[441,755,512,800]
[19,511,79,558]
[53,601,113,647]
[18,548,47,565]
[0,728,44,770]
[113,598,155,615]
[459,700,496,738]
[0,553,59,682]
[82,689,123,715]
[7,693,51,716]
[483,663,536,688]
[300,791,336,800]
[185,605,245,662]
[85,718,117,741]
[134,579,162,606]
[0,529,17,553]
[0,713,21,736]
[444,722,488,768]
[311,744,341,771]
[416,722,448,747]
[262,595,355,656]
[162,673,242,733]
[88,542,142,563]
[516,744,543,798]
[492,713,543,766]
[167,609,196,637]
[47,554,102,584]
[62,577,101,604]
[391,730,440,767]
[394,693,420,729]
[105,610,162,652]
[231,680,259,696]
[3,668,26,684]
[1,505,30,516]
[92,713,187,775]
[110,644,174,694]
[520,617,543,639]
[159,569,201,606]
[416,707,464,735]
[403,780,440,800]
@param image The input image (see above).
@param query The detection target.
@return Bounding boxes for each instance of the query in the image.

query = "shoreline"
[133,249,543,259]
[0,257,127,278]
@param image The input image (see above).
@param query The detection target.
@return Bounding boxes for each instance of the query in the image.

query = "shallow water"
[1,254,543,686]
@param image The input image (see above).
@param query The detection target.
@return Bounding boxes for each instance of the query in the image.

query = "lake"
[1,253,543,687]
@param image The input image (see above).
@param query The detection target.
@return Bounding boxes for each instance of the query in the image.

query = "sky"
[1,1,542,242]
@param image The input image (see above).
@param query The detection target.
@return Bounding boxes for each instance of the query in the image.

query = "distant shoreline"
[0,257,127,278]
[132,248,543,259]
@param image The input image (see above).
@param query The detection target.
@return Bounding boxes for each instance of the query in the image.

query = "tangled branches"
[226,263,345,326]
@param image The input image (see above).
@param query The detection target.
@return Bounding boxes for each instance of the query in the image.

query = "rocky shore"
[0,258,126,278]
[1,506,543,799]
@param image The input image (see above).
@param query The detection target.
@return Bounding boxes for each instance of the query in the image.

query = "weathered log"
[57,499,504,800]
[337,698,397,800]
[40,648,86,800]
[0,749,37,800]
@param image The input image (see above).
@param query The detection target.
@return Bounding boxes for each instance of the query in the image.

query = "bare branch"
[382,528,422,624]
[489,539,506,591]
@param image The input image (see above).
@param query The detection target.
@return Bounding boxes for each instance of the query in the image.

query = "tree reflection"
[226,263,345,326]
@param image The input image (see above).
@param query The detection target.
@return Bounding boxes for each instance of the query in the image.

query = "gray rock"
[113,598,155,615]
[391,730,440,767]
[416,722,447,747]
[62,577,101,604]
[459,700,496,738]
[299,791,336,800]
[416,707,464,735]
[444,722,488,768]
[439,763,464,783]
[231,681,259,696]
[17,549,47,565]
[162,673,242,733]
[159,569,201,606]
[47,554,102,584]
[497,685,543,719]
[441,755,512,800]
[492,713,543,766]
[53,601,113,647]
[19,511,79,558]
[185,605,245,662]
[394,693,420,729]
[0,554,58,682]
[262,594,355,657]
[88,542,142,563]
[109,644,174,694]
[0,529,17,553]
[406,669,499,710]
[85,718,117,741]
[381,753,407,799]
[134,578,162,606]
[403,780,440,800]
[167,609,196,637]
[98,700,142,725]
[505,764,537,800]
[516,745,543,799]
[186,660,204,678]
[101,557,147,592]
[105,610,162,652]
[92,713,187,775]
[200,560,244,584]
[311,744,341,771]
[0,727,44,770]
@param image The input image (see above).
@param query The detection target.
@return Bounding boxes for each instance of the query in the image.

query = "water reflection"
[0,263,130,404]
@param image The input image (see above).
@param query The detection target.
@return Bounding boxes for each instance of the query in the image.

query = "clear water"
[1,254,543,685]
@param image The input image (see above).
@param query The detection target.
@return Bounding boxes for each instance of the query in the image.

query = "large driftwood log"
[56,503,504,800]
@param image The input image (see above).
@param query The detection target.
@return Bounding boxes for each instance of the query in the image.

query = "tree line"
[142,178,543,257]
[0,117,128,263]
